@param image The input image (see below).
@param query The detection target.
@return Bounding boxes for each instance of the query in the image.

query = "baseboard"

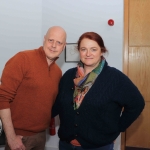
[45,146,58,150]
[0,146,4,150]
[0,145,59,150]
[0,146,58,150]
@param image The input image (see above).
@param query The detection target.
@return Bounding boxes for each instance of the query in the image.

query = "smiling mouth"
[50,49,57,53]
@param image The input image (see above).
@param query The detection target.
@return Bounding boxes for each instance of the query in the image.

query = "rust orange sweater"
[0,47,62,136]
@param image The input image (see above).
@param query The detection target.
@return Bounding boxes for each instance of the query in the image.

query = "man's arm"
[0,108,25,150]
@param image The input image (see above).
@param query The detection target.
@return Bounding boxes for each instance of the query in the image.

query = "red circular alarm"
[108,19,114,26]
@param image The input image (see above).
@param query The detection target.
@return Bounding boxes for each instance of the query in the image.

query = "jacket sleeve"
[52,82,62,117]
[52,71,66,118]
[113,71,145,132]
[52,68,76,118]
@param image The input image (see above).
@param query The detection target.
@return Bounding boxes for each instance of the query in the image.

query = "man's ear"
[63,43,66,51]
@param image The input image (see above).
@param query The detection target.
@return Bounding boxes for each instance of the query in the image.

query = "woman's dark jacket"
[52,61,145,149]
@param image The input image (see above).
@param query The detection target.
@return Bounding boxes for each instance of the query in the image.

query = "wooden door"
[122,0,150,149]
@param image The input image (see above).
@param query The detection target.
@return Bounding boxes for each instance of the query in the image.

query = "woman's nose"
[86,50,91,56]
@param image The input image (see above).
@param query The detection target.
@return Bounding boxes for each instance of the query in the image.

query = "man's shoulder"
[19,47,40,55]
[6,47,41,66]
[12,47,39,58]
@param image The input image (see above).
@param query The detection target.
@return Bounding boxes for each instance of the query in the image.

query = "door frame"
[121,0,129,150]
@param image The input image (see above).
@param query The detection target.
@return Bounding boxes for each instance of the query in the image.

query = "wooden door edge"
[121,132,126,150]
[123,0,129,75]
[122,0,129,149]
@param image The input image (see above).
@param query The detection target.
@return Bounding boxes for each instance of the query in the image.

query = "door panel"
[126,102,150,147]
[127,47,150,148]
[129,0,150,46]
[128,47,150,100]
[123,0,150,149]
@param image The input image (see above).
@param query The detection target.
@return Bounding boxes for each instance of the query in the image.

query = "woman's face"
[79,38,103,68]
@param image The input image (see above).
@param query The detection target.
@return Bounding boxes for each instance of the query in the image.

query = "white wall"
[0,0,123,150]
[0,0,42,75]
[0,0,42,149]
[42,0,123,75]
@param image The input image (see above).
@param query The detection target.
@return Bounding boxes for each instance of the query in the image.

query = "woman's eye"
[80,48,86,51]
[91,48,97,51]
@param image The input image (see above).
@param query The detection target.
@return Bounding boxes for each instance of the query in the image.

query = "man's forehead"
[47,33,65,41]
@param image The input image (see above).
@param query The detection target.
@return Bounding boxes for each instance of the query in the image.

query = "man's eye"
[57,41,62,46]
[48,39,53,42]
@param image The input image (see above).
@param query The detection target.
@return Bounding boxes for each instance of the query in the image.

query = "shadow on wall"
[56,50,65,69]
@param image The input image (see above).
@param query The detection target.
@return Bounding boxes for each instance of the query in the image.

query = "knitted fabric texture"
[0,47,62,136]
[52,61,145,149]
[73,59,105,109]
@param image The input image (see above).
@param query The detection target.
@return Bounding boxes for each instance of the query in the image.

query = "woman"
[52,32,145,150]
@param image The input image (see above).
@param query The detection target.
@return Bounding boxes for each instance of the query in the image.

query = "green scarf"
[73,59,105,110]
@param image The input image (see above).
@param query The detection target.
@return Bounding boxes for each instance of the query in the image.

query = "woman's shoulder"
[102,64,129,82]
[107,66,124,76]
[63,67,77,77]
[103,61,124,76]
[106,65,132,83]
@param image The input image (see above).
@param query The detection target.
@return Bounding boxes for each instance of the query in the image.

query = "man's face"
[43,28,66,64]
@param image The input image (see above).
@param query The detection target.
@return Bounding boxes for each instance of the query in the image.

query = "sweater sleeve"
[113,71,145,132]
[52,68,71,118]
[52,68,76,118]
[52,73,65,118]
[0,52,29,109]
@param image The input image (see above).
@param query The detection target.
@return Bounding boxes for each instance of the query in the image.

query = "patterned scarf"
[73,58,105,110]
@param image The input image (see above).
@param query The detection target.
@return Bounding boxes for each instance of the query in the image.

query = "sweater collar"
[38,46,59,64]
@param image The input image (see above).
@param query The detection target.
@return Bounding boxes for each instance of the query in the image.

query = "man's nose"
[52,41,57,47]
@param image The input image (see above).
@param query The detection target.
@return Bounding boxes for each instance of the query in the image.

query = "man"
[0,26,66,150]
